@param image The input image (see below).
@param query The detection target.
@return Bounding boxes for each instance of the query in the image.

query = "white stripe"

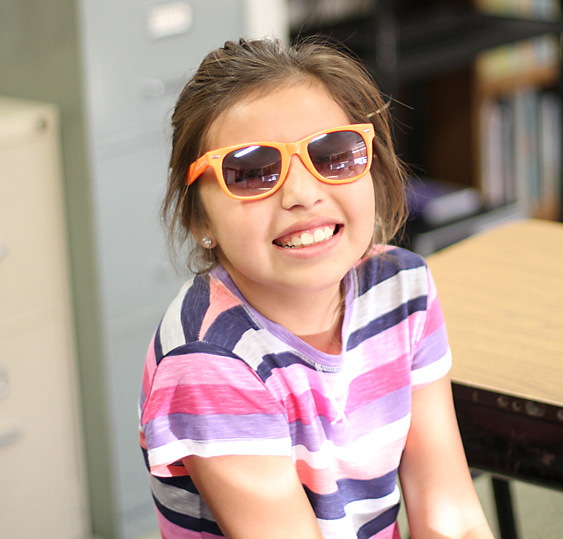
[233,327,291,370]
[316,486,401,538]
[292,414,411,472]
[148,437,292,468]
[317,516,358,538]
[346,485,401,531]
[159,280,191,355]
[149,475,215,520]
[349,267,428,335]
[412,348,452,387]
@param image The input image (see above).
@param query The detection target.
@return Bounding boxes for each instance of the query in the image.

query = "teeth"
[279,226,335,248]
[301,232,314,245]
[313,229,325,242]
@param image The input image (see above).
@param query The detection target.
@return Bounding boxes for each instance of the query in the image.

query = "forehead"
[205,82,351,150]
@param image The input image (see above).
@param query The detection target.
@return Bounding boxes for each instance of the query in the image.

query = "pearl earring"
[202,237,213,249]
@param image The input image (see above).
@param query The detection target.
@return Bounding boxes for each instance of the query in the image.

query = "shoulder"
[354,245,429,297]
[345,247,432,349]
[153,271,261,363]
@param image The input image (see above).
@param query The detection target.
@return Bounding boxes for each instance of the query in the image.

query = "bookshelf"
[474,32,561,220]
[290,0,563,251]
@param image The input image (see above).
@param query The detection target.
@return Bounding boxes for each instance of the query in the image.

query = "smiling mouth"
[274,225,340,249]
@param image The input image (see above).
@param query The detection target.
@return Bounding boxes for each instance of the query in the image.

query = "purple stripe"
[144,412,290,448]
[412,323,448,370]
[288,385,411,452]
[347,296,427,352]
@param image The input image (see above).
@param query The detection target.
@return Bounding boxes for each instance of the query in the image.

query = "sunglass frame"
[185,123,375,201]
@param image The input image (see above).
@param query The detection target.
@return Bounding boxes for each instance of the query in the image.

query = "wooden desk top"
[427,219,563,407]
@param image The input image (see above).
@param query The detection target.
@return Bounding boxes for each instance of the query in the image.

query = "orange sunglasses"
[185,123,375,201]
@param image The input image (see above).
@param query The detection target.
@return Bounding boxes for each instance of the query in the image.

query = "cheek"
[197,178,230,234]
[200,192,271,255]
[352,176,376,224]
[351,177,377,249]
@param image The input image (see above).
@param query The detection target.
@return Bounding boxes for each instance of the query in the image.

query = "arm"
[399,376,494,539]
[183,454,323,539]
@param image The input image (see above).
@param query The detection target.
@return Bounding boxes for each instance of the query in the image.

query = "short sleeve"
[411,266,452,389]
[140,347,292,477]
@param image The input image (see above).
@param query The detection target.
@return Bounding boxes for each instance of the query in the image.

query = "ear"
[187,197,212,245]
[191,222,217,249]
[201,236,217,249]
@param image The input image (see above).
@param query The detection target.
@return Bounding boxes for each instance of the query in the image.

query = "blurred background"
[0,0,561,537]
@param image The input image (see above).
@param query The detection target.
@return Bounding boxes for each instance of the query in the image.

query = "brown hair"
[162,37,408,273]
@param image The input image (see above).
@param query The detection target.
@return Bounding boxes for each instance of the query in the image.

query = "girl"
[139,38,493,539]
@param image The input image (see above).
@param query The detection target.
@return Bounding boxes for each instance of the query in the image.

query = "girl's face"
[196,83,376,312]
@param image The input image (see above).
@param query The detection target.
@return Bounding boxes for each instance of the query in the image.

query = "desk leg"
[492,477,519,539]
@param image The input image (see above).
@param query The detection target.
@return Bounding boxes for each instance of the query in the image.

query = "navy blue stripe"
[154,319,164,365]
[181,274,211,342]
[153,494,224,536]
[347,295,427,351]
[357,248,425,297]
[337,469,398,502]
[141,446,150,469]
[204,304,261,349]
[257,351,314,381]
[357,504,400,539]
[165,341,240,360]
[151,470,199,495]
[303,469,398,520]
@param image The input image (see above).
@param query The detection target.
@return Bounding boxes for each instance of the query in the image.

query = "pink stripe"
[156,508,223,539]
[199,280,242,338]
[345,362,410,413]
[151,354,260,390]
[143,382,281,421]
[283,387,333,424]
[370,521,400,539]
[424,300,445,334]
[295,436,406,492]
[150,461,188,478]
[268,354,410,425]
[424,271,445,336]
[266,338,410,396]
[351,313,425,366]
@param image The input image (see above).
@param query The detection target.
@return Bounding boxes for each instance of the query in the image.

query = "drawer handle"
[0,425,23,449]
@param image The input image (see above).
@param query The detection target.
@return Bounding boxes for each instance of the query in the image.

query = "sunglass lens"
[309,130,369,180]
[223,145,282,197]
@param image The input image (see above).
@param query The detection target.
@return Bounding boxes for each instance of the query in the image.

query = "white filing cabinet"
[0,97,88,537]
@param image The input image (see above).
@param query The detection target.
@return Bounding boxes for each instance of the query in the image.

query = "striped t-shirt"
[139,247,452,538]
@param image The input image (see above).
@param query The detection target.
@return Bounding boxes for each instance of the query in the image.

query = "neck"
[296,321,343,355]
[275,289,345,354]
[223,270,345,353]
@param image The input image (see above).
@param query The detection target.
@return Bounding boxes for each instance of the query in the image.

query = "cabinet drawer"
[0,317,86,537]
[92,135,184,321]
[0,105,70,326]
[80,0,246,142]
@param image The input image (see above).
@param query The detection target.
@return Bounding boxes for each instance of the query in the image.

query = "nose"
[279,155,324,209]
